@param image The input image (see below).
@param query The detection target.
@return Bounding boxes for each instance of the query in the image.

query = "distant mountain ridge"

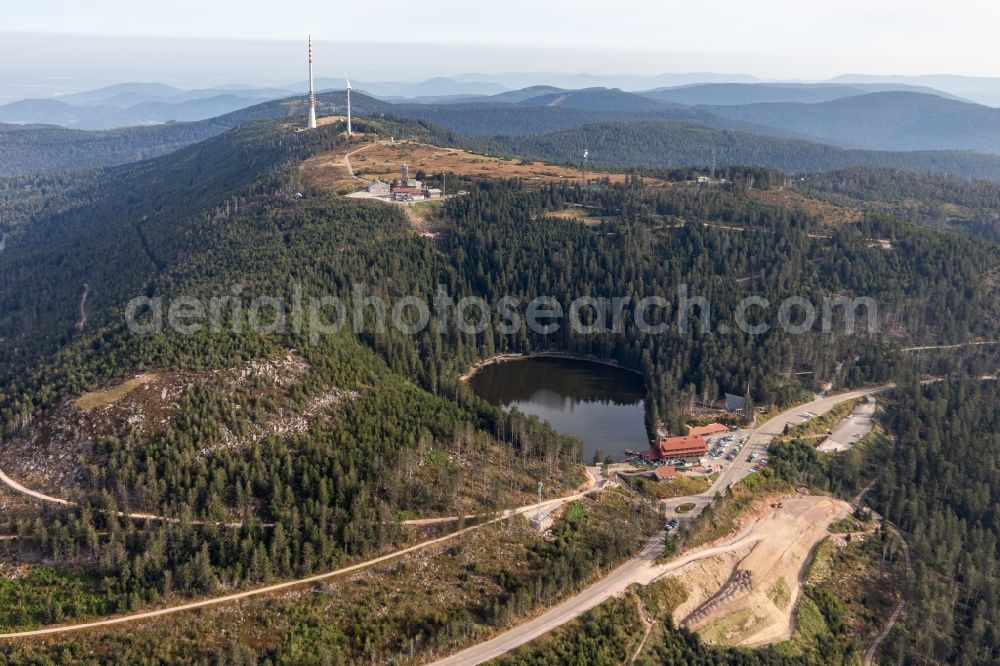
[832,73,1000,107]
[704,92,1000,152]
[0,94,317,176]
[9,86,1000,182]
[0,94,284,130]
[515,88,671,112]
[641,82,968,106]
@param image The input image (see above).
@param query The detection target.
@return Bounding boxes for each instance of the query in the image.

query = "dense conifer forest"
[800,167,1000,242]
[2,113,1000,663]
[11,91,1000,181]
[459,121,1000,180]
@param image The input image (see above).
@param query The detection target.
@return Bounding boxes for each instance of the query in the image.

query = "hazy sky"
[2,0,999,98]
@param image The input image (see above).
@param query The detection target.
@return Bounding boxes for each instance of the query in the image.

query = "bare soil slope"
[670,495,850,647]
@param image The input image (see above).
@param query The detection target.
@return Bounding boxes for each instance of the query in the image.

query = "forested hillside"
[12,88,1000,186]
[706,92,1000,152]
[2,113,1000,661]
[870,379,1000,664]
[0,122,227,177]
[0,118,592,637]
[4,117,1000,439]
[800,167,1000,242]
[463,121,1000,180]
[0,94,326,177]
[0,170,100,233]
[432,176,1000,426]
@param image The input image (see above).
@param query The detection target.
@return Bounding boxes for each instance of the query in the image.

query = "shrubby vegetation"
[801,166,1000,242]
[0,492,663,663]
[866,378,1000,664]
[1,109,1000,662]
[458,121,1000,180]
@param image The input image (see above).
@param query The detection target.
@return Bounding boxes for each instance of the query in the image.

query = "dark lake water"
[467,356,650,462]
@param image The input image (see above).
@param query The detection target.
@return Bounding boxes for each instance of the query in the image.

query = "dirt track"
[300,140,639,193]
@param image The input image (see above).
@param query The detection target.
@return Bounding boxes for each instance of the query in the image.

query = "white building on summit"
[367,179,390,195]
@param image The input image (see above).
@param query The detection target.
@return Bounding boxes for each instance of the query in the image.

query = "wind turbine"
[582,148,589,185]
[345,73,353,137]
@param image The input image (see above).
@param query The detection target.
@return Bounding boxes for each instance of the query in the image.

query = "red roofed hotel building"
[687,423,729,437]
[642,435,708,462]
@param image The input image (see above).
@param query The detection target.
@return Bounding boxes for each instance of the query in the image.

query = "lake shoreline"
[459,351,645,382]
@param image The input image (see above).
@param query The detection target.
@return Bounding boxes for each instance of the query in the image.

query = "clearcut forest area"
[2,69,1000,666]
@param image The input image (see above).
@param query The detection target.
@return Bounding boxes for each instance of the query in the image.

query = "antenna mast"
[307,36,318,130]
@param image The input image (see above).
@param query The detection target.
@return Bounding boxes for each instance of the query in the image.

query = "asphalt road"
[664,387,889,516]
[0,388,887,645]
[429,386,891,665]
[429,524,762,666]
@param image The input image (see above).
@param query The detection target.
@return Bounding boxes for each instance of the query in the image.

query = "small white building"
[367,179,390,195]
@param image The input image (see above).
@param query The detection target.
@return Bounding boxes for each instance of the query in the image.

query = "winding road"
[0,385,893,650]
[0,469,72,506]
[75,282,90,331]
[428,388,890,665]
[430,523,765,666]
[662,386,891,516]
[864,522,912,666]
[343,144,373,183]
[0,515,511,640]
[0,467,605,639]
[0,469,252,528]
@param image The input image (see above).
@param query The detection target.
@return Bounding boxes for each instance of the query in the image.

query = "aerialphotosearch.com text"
[124,283,878,344]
